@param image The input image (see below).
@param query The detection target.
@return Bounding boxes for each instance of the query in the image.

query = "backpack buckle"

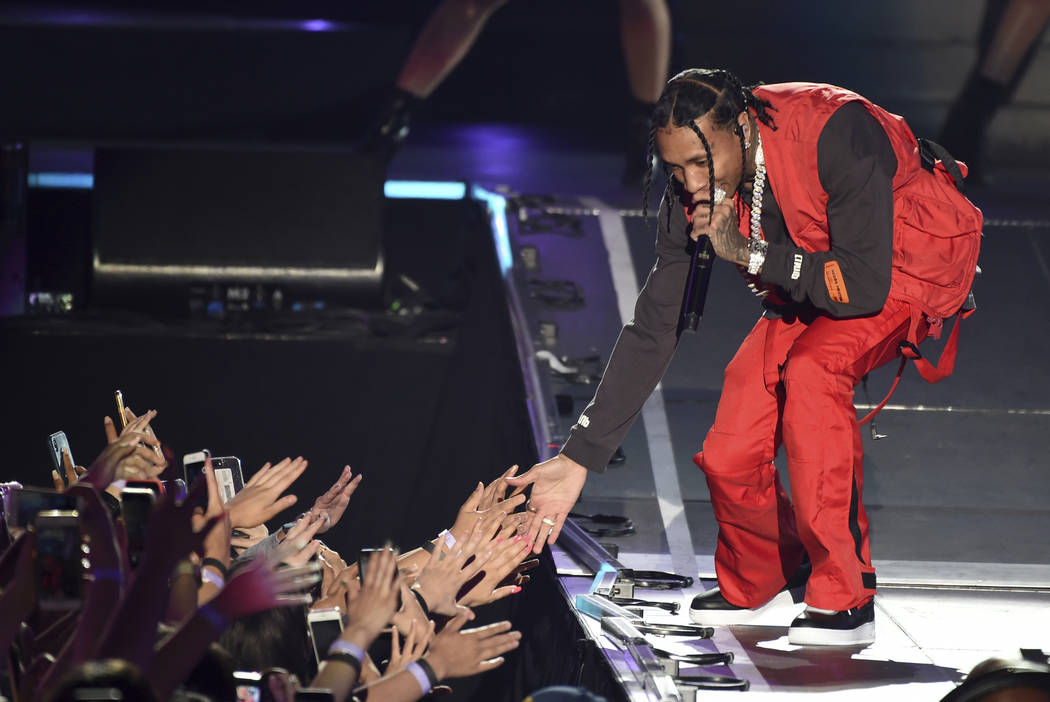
[899,340,923,359]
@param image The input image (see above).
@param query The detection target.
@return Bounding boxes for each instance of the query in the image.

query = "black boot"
[361,87,423,164]
[938,71,1009,184]
[689,556,811,626]
[788,598,876,646]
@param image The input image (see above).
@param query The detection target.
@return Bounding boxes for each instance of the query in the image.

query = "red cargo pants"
[694,296,928,611]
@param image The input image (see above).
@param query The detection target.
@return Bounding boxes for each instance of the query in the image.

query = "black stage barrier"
[1,187,636,700]
[1,194,535,562]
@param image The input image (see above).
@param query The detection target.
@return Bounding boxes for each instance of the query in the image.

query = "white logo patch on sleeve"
[791,254,804,281]
[578,414,590,428]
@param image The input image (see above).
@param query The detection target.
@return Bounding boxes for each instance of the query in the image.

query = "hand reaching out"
[50,449,86,492]
[191,457,231,565]
[385,618,433,675]
[478,465,526,512]
[229,524,269,554]
[457,533,533,607]
[412,517,501,617]
[271,512,324,567]
[391,580,428,638]
[343,547,400,643]
[450,467,527,543]
[225,457,308,528]
[424,614,521,681]
[103,408,167,472]
[505,454,590,554]
[83,432,164,490]
[143,478,223,567]
[309,465,361,534]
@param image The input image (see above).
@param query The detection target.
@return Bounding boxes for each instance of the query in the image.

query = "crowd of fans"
[0,406,542,702]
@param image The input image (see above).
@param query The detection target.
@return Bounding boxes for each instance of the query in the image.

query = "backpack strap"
[918,138,967,193]
[858,305,972,425]
[908,306,972,385]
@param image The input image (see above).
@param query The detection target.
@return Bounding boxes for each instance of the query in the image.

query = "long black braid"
[686,122,716,226]
[641,68,778,225]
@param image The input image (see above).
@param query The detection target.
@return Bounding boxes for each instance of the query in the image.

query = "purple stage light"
[300,19,336,32]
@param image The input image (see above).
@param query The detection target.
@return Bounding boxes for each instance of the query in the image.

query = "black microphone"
[678,235,716,334]
[678,185,725,334]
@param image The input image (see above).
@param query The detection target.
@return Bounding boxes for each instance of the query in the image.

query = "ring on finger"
[541,517,556,526]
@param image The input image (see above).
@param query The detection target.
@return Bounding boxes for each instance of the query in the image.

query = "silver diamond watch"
[747,237,769,275]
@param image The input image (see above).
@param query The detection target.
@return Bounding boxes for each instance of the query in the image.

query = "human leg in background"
[364,0,509,159]
[939,0,1050,181]
[619,0,672,185]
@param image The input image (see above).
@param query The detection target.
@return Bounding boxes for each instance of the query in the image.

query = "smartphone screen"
[182,450,210,508]
[12,488,77,529]
[233,671,262,702]
[120,487,155,568]
[357,547,401,610]
[161,479,187,502]
[35,510,83,610]
[307,608,344,664]
[48,431,74,473]
[124,479,164,499]
[210,456,243,504]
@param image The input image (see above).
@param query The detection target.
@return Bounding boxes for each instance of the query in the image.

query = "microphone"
[677,186,724,334]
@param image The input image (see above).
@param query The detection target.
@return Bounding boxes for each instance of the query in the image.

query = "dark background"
[1,1,1047,162]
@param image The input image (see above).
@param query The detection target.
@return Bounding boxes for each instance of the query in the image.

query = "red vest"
[743,82,982,320]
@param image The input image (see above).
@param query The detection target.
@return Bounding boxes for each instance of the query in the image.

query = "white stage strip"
[581,196,697,581]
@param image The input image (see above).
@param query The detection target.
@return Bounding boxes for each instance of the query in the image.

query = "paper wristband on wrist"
[92,568,122,583]
[199,604,228,632]
[200,568,225,589]
[407,661,436,695]
[328,640,366,662]
[201,558,229,579]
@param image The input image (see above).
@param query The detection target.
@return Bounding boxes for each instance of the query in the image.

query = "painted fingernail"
[512,586,522,594]
[496,537,503,543]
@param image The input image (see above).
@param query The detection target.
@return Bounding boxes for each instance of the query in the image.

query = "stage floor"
[391,123,1050,699]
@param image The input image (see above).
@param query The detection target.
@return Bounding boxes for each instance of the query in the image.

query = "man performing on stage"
[507,69,981,645]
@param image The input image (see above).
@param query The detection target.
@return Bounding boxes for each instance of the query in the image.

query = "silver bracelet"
[747,238,769,275]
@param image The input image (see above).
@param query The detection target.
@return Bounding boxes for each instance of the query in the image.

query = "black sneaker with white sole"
[787,598,876,646]
[689,557,811,626]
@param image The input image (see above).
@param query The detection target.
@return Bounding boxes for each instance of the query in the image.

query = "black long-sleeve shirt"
[561,101,899,473]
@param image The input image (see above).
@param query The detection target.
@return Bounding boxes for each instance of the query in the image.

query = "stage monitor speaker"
[90,144,385,314]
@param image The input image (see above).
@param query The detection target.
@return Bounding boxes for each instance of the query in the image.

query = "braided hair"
[641,69,778,228]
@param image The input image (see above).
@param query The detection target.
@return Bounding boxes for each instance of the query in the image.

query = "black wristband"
[100,490,122,521]
[324,652,363,678]
[201,557,229,579]
[417,658,440,687]
[410,586,431,619]
[421,539,436,554]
